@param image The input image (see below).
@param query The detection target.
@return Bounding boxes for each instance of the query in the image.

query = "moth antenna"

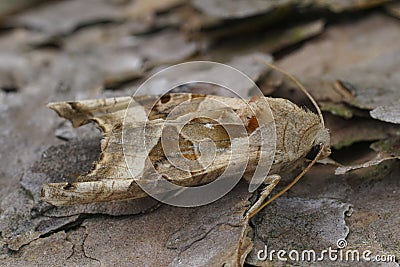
[256,58,325,127]
[247,144,324,219]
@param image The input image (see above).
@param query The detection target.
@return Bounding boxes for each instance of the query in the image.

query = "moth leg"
[245,174,281,219]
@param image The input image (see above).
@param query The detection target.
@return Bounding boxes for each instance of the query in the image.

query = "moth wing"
[43,96,155,205]
[42,94,264,206]
[46,95,162,130]
[42,94,212,205]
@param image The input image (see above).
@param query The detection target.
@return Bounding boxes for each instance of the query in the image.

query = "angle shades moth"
[41,93,331,210]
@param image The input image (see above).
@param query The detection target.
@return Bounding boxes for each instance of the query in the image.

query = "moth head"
[306,127,331,160]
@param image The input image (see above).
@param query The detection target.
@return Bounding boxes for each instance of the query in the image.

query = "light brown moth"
[41,65,331,218]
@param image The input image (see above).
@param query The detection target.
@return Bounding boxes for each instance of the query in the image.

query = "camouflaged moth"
[41,65,331,218]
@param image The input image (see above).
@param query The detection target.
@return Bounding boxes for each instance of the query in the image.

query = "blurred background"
[0,0,399,266]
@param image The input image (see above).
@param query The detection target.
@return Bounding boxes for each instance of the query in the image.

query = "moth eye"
[306,144,320,160]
